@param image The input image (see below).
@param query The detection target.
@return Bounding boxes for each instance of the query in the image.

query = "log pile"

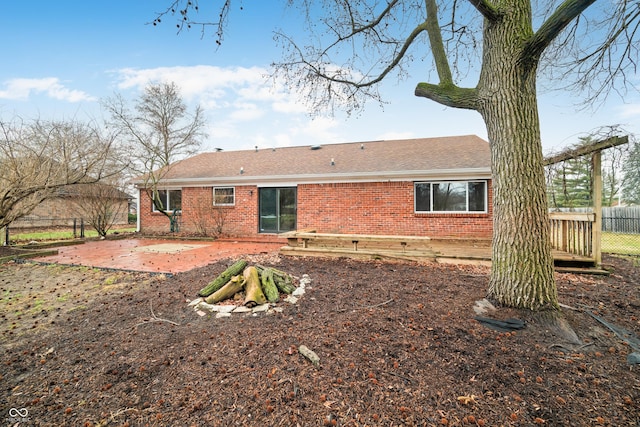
[197,260,297,308]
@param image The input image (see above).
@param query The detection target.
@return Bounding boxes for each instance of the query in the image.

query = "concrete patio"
[35,237,285,274]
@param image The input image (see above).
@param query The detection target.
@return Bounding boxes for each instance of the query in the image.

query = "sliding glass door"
[259,187,297,233]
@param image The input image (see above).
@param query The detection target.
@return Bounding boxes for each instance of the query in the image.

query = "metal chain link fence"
[3,217,86,245]
[2,215,137,245]
[601,209,640,256]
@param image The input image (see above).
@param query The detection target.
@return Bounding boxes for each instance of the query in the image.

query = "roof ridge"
[198,134,485,155]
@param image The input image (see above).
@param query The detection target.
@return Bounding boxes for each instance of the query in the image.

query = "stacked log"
[197,260,296,307]
[243,266,267,307]
[198,259,248,297]
[204,275,245,304]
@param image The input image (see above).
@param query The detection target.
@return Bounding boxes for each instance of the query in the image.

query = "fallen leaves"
[457,394,478,405]
[2,255,638,426]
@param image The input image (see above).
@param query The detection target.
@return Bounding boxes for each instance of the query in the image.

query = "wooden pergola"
[544,135,629,266]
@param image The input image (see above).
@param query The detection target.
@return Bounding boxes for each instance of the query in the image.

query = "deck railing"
[549,212,596,259]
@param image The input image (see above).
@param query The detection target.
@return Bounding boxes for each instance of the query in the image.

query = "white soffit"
[146,168,492,188]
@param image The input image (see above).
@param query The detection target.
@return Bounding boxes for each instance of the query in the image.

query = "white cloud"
[207,123,237,139]
[113,65,269,100]
[273,133,293,147]
[112,65,314,115]
[228,102,265,122]
[0,77,95,102]
[618,103,640,118]
[272,98,307,114]
[237,83,279,102]
[287,116,341,145]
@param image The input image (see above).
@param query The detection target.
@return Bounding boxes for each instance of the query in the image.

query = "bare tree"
[153,1,639,312]
[0,116,123,231]
[102,81,206,227]
[68,179,130,238]
[188,196,229,237]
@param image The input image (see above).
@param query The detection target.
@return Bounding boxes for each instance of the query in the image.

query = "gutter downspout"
[136,188,141,233]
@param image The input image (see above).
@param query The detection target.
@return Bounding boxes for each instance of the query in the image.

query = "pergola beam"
[544,136,629,165]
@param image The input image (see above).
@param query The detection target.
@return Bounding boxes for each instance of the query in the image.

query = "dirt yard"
[1,252,639,426]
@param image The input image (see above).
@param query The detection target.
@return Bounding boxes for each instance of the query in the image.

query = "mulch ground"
[1,250,639,426]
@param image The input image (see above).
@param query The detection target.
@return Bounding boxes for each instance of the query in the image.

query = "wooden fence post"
[592,152,602,266]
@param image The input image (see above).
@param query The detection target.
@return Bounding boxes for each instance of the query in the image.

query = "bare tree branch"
[413,0,479,110]
[426,0,453,85]
[536,0,640,105]
[523,0,596,65]
[0,117,125,229]
[414,82,478,109]
[466,0,502,21]
[150,0,233,44]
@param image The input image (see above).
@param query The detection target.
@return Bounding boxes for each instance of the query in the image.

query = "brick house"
[11,184,131,229]
[134,135,493,239]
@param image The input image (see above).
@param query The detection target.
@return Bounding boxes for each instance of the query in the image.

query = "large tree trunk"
[477,3,558,310]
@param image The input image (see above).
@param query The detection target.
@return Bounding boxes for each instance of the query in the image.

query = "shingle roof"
[142,135,491,186]
[58,184,132,200]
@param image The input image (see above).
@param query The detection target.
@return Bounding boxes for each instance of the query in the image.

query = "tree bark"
[533,310,582,345]
[260,267,280,303]
[476,1,558,310]
[204,275,245,304]
[198,259,248,297]
[243,266,267,307]
[257,265,296,294]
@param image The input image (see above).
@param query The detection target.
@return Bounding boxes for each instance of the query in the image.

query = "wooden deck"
[280,231,602,272]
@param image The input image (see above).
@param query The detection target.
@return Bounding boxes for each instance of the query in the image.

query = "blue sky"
[1,1,637,155]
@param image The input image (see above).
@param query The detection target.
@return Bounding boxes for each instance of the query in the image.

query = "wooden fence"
[549,212,595,259]
[602,206,640,234]
[552,207,640,234]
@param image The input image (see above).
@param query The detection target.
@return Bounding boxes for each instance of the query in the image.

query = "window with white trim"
[152,189,182,212]
[414,181,487,213]
[213,187,235,206]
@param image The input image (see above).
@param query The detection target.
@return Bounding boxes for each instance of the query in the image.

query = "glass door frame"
[258,187,297,233]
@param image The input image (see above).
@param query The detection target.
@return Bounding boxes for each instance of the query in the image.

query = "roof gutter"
[131,168,492,188]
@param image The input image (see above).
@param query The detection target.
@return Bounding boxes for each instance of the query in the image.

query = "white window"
[152,189,182,212]
[213,187,235,206]
[415,181,487,213]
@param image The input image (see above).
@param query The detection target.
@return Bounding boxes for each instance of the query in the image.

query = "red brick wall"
[139,180,493,238]
[297,181,493,238]
[139,190,164,233]
[139,186,259,236]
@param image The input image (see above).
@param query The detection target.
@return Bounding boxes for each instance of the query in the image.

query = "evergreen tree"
[549,158,592,209]
[622,142,640,205]
[546,135,626,209]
